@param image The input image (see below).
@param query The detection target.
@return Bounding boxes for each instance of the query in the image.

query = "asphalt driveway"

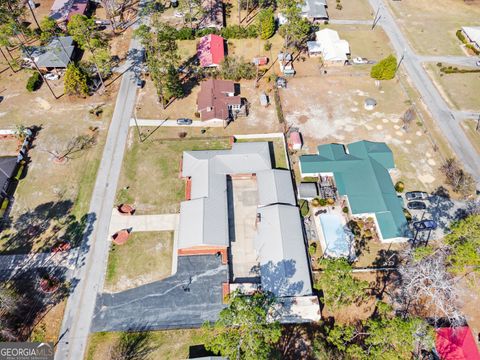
[91,255,228,332]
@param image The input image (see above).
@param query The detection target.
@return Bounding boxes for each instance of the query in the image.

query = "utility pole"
[372,5,381,30]
[395,48,406,74]
[26,0,40,29]
[476,114,480,132]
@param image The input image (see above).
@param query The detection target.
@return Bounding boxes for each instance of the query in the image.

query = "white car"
[476,60,480,67]
[44,73,60,81]
[352,57,368,64]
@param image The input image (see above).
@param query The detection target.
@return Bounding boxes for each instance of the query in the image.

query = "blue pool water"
[319,213,352,257]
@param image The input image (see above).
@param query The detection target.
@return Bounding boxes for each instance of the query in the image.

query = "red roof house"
[197,34,225,67]
[436,327,480,360]
[197,79,242,121]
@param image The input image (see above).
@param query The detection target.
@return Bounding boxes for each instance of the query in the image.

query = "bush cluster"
[26,72,42,92]
[172,25,258,40]
[370,54,397,80]
[440,66,480,74]
[394,181,405,193]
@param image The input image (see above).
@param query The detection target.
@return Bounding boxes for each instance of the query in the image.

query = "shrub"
[319,198,328,206]
[26,72,42,92]
[220,56,256,81]
[264,40,272,51]
[308,243,317,256]
[326,198,335,205]
[370,54,397,80]
[194,111,200,118]
[456,29,466,43]
[176,27,195,40]
[336,3,342,10]
[299,199,310,217]
[311,198,321,207]
[342,206,349,214]
[178,131,187,138]
[394,181,405,193]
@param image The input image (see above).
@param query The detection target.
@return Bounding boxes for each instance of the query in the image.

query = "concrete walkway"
[108,209,179,234]
[129,118,225,127]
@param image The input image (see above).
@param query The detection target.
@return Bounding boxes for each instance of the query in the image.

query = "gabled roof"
[462,26,480,46]
[300,140,410,240]
[314,29,350,62]
[24,36,75,68]
[301,0,328,19]
[0,157,18,192]
[255,204,312,297]
[197,79,241,121]
[197,34,225,67]
[436,327,480,360]
[257,169,296,207]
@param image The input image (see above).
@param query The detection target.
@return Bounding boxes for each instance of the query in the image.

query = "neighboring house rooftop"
[462,26,480,47]
[314,29,350,62]
[197,79,241,121]
[0,157,18,193]
[179,142,312,298]
[50,0,89,22]
[436,327,480,360]
[301,0,328,19]
[23,36,75,68]
[197,34,225,67]
[298,182,318,199]
[300,140,410,241]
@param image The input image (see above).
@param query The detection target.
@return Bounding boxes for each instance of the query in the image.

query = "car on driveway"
[406,191,429,201]
[407,201,427,210]
[44,73,60,81]
[413,219,437,231]
[177,118,193,125]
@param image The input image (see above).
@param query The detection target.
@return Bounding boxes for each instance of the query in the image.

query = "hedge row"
[175,25,259,40]
[440,66,480,74]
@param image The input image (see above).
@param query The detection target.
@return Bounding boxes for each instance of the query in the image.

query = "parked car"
[352,57,368,64]
[413,220,437,231]
[407,201,427,210]
[405,191,429,201]
[44,73,60,81]
[177,118,193,125]
[476,59,480,67]
[136,78,144,88]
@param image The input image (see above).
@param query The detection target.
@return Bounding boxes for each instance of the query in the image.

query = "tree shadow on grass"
[0,200,94,254]
[109,329,159,360]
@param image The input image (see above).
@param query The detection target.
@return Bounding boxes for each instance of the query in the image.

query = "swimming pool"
[319,213,352,258]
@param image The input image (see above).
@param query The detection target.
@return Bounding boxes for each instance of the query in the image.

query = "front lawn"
[105,231,174,292]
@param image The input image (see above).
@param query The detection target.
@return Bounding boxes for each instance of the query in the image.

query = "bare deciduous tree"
[396,248,464,327]
[401,106,415,131]
[46,134,97,162]
[440,158,476,197]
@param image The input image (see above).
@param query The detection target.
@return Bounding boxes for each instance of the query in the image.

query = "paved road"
[108,210,179,234]
[368,0,480,182]
[417,55,480,68]
[130,118,225,127]
[54,8,147,360]
[91,255,227,332]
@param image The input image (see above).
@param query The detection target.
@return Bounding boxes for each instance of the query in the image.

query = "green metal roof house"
[299,141,410,242]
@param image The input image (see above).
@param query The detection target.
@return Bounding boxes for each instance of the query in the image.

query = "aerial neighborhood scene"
[1,0,480,358]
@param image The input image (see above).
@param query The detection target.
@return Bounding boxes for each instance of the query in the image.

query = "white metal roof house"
[308,29,350,65]
[461,26,480,51]
[178,142,320,320]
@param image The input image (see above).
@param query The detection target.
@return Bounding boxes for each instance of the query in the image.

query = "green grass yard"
[105,231,174,292]
[116,131,231,214]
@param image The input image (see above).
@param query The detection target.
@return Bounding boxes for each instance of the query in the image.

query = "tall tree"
[327,302,434,360]
[134,23,182,108]
[67,15,111,90]
[202,291,282,360]
[278,0,311,50]
[445,214,480,276]
[64,63,89,97]
[39,16,62,43]
[257,8,275,40]
[439,158,476,197]
[316,258,368,310]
